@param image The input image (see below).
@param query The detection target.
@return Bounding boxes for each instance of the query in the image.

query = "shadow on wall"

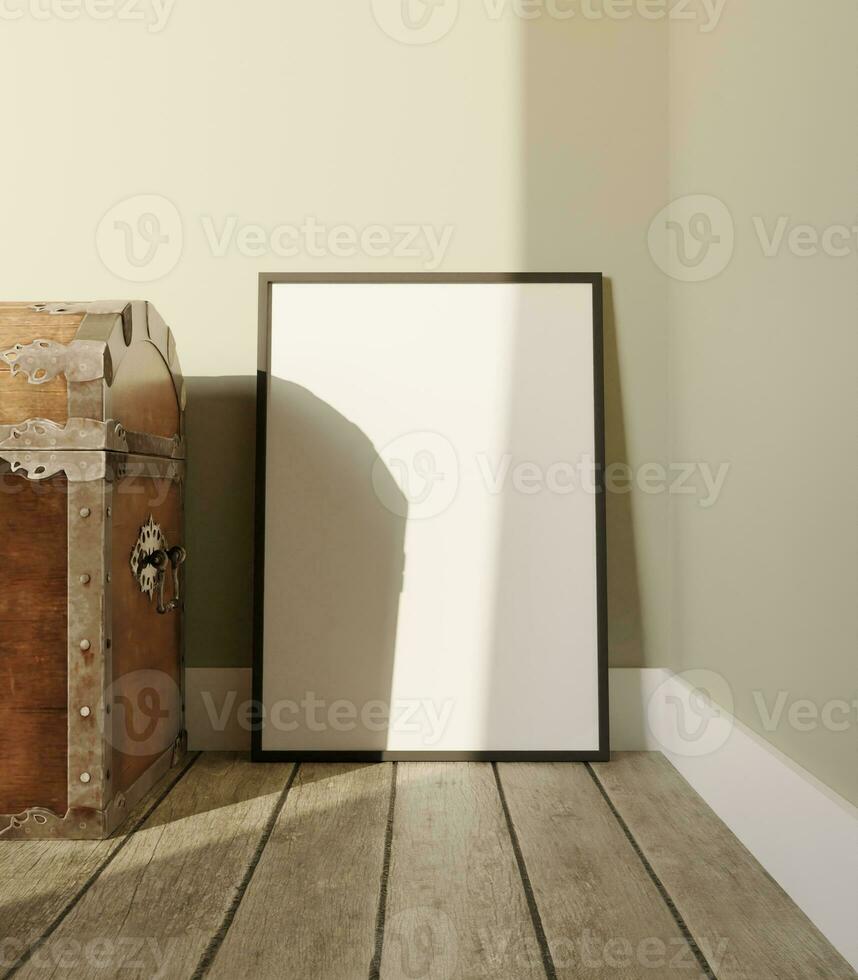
[260,379,406,751]
[599,283,645,668]
[184,377,257,671]
[185,378,406,754]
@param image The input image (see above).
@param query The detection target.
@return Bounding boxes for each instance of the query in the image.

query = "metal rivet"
[106,572,111,583]
[106,506,111,516]
[79,639,91,652]
[105,704,111,715]
[79,573,91,585]
[79,772,91,784]
[106,638,112,649]
[79,507,91,518]
[79,706,91,718]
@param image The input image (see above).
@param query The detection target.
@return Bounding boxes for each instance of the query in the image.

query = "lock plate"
[130,515,167,599]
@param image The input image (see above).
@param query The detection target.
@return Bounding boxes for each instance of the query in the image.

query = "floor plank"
[12,753,292,980]
[207,762,392,980]
[0,752,195,972]
[591,752,855,980]
[498,762,700,979]
[5,754,850,980]
[380,762,544,980]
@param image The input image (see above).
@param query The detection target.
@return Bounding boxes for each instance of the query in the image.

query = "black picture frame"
[253,273,608,762]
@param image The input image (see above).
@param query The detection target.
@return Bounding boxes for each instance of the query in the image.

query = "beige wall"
[668,1,858,803]
[0,2,669,672]
[3,1,852,800]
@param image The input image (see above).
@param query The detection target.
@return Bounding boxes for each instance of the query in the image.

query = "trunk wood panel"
[0,474,68,816]
[0,305,82,426]
[110,477,182,795]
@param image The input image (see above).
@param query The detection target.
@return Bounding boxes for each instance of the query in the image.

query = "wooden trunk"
[0,301,186,839]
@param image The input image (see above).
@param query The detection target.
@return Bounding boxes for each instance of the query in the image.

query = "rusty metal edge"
[0,419,184,458]
[0,452,185,483]
[67,479,108,813]
[0,739,188,841]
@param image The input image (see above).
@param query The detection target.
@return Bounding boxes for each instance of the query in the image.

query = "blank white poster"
[261,279,604,755]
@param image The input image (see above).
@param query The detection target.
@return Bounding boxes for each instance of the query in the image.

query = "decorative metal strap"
[0,418,183,457]
[0,805,105,840]
[0,452,184,483]
[1,339,108,384]
[0,808,57,837]
[0,418,128,451]
[31,301,130,315]
[0,451,106,482]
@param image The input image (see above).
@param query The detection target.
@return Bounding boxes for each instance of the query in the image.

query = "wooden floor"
[0,753,852,980]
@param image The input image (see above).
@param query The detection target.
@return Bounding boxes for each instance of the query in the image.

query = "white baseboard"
[627,667,858,971]
[186,665,858,969]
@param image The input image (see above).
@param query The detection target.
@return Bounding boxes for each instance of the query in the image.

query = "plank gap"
[191,761,299,979]
[583,763,715,980]
[493,762,559,980]
[368,762,397,980]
